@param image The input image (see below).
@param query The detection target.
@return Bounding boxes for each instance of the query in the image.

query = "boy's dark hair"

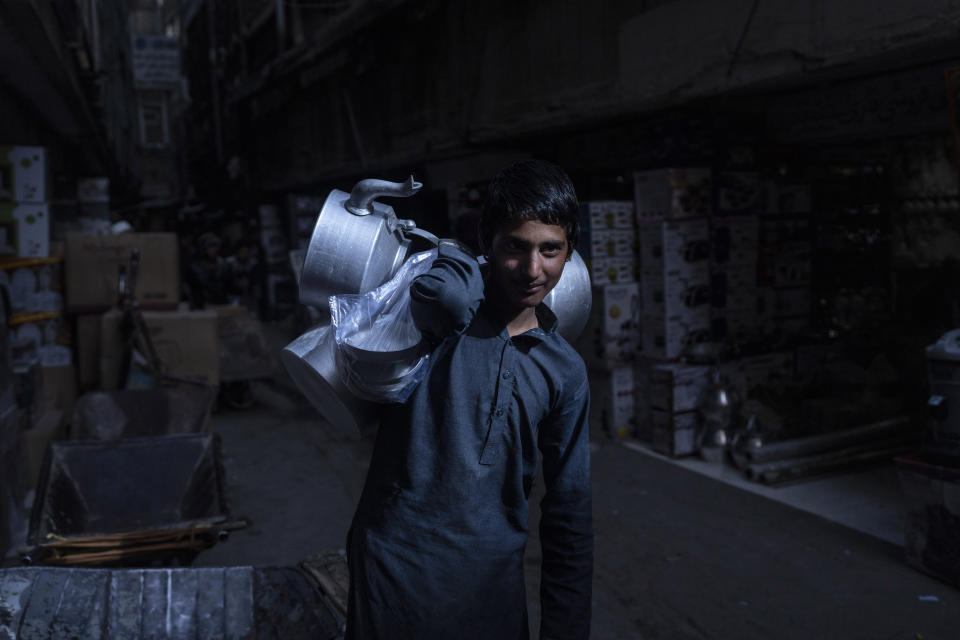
[479,159,579,258]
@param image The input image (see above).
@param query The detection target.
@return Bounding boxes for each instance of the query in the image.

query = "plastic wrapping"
[329,249,436,403]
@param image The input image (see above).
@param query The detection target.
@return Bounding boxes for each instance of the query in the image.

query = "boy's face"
[488,219,568,314]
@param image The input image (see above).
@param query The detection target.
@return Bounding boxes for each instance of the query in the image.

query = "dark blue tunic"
[346,245,593,639]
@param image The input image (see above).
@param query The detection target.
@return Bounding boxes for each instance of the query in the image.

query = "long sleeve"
[409,239,485,345]
[538,374,593,640]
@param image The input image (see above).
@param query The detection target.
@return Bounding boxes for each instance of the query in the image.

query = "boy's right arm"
[409,240,485,344]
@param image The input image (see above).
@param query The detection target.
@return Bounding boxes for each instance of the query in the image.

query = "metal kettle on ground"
[698,368,740,462]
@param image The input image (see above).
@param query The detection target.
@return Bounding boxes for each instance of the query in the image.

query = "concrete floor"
[197,365,960,640]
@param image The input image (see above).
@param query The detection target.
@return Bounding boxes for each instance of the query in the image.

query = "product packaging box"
[710,262,757,311]
[584,228,636,260]
[100,308,219,389]
[638,217,710,276]
[640,308,711,361]
[710,215,759,266]
[651,409,700,457]
[645,361,711,413]
[64,232,179,312]
[640,263,711,318]
[770,245,812,288]
[896,454,960,586]
[0,146,47,203]
[633,168,712,221]
[589,366,636,440]
[0,202,50,257]
[716,172,761,215]
[763,183,812,214]
[580,200,634,231]
[0,257,63,313]
[576,283,640,369]
[712,307,759,342]
[774,286,811,317]
[588,256,636,285]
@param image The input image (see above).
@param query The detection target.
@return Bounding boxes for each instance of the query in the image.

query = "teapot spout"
[345,175,422,216]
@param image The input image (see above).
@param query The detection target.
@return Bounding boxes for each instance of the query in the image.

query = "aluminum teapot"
[284,176,593,437]
[299,176,439,310]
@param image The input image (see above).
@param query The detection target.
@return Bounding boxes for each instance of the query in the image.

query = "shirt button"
[502,371,512,380]
[495,408,504,417]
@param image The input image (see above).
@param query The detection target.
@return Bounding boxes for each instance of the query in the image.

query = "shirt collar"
[476,300,558,342]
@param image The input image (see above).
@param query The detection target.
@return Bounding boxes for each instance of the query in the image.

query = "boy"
[347,159,592,639]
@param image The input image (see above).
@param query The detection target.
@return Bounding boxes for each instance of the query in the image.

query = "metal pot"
[280,322,379,438]
[299,176,438,310]
[543,250,592,343]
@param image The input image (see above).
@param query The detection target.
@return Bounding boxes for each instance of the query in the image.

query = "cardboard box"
[1,258,63,313]
[100,308,219,388]
[651,409,700,457]
[577,283,640,368]
[0,202,50,257]
[74,312,103,391]
[896,455,960,586]
[710,263,757,310]
[764,183,812,214]
[633,168,712,221]
[716,172,761,215]
[712,307,759,342]
[774,286,811,317]
[711,215,759,266]
[64,232,179,312]
[771,246,811,287]
[638,218,710,276]
[589,366,636,440]
[588,256,636,285]
[580,200,634,231]
[759,216,810,245]
[640,264,711,317]
[0,146,47,202]
[647,362,711,413]
[584,228,636,260]
[640,308,711,360]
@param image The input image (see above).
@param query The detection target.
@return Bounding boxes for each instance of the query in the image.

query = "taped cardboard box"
[99,308,219,389]
[64,232,179,312]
